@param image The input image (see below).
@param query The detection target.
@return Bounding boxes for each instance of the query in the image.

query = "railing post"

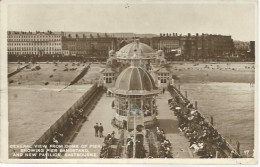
[211,116,214,126]
[236,141,240,155]
[195,101,197,110]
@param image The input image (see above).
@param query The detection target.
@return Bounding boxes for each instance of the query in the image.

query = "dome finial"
[136,39,140,48]
[130,52,139,67]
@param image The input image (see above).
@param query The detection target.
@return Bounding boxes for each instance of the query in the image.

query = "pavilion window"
[161,78,166,83]
[118,96,128,116]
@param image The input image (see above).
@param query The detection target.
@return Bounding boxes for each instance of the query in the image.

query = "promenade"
[61,91,199,159]
[62,94,117,159]
[156,92,199,158]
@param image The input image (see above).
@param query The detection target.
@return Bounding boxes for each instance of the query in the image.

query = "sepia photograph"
[0,0,258,164]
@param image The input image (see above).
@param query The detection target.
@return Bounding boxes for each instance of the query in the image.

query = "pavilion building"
[154,67,173,88]
[110,40,160,129]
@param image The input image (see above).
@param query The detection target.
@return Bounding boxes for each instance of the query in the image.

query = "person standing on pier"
[112,100,115,108]
[99,123,104,137]
[94,123,99,137]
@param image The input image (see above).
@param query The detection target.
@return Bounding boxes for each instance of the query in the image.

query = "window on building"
[161,78,167,83]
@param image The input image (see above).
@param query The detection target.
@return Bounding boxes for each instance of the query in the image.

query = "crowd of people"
[66,109,87,129]
[168,94,240,158]
[156,127,173,158]
[143,98,158,117]
[99,131,116,158]
[126,135,146,158]
[143,109,152,117]
[50,108,87,146]
[35,108,87,158]
[51,131,64,145]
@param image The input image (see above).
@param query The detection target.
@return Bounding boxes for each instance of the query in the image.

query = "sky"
[7,2,257,41]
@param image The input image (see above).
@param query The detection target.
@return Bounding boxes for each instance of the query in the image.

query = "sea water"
[8,84,93,146]
[179,82,254,155]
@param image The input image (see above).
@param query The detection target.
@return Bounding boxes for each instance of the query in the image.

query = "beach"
[168,62,255,83]
[8,62,104,86]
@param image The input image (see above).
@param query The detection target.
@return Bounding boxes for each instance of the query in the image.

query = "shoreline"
[8,62,255,85]
[168,63,255,84]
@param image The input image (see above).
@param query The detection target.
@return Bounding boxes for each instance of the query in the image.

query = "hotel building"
[7,31,63,56]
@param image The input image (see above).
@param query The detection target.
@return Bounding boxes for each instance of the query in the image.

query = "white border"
[0,0,258,165]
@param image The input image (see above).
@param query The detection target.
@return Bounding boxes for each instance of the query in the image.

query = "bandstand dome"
[109,50,115,55]
[113,66,158,95]
[116,40,156,60]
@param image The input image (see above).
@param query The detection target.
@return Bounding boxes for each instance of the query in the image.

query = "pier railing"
[168,85,241,158]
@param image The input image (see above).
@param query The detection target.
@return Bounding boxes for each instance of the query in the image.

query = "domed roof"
[113,66,158,95]
[116,40,156,60]
[109,50,115,55]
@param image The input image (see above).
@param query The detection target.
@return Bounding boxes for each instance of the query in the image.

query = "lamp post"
[133,110,136,158]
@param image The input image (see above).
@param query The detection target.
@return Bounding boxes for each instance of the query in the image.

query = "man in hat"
[99,123,104,137]
[94,123,99,137]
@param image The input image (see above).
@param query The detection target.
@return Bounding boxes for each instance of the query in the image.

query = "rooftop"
[116,40,157,60]
[101,68,116,74]
[155,67,170,73]
[113,66,159,95]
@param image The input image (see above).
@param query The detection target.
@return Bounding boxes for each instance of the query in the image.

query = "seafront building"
[7,31,241,61]
[7,31,62,56]
[151,33,235,60]
[62,33,118,61]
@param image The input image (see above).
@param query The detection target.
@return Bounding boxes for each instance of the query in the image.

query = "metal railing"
[168,85,242,158]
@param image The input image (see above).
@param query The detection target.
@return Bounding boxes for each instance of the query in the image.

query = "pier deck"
[62,91,199,159]
[62,94,117,159]
[156,92,199,158]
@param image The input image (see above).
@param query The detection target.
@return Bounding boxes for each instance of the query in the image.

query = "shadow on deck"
[157,119,179,134]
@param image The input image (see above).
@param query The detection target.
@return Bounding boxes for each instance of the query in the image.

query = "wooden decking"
[155,92,199,158]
